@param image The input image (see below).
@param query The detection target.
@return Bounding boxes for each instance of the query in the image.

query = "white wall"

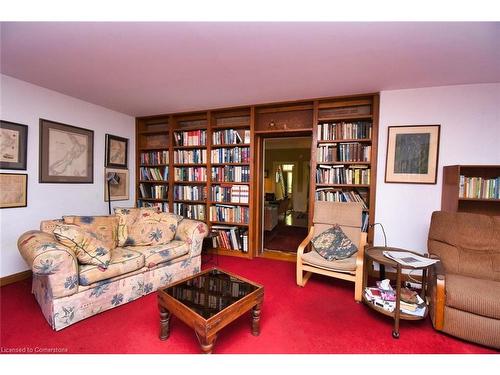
[375,83,500,253]
[0,75,135,277]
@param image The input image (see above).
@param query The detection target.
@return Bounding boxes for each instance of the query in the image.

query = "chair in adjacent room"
[296,201,367,301]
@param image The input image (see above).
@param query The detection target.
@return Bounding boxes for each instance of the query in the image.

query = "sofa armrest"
[18,230,79,298]
[427,256,446,330]
[175,219,209,257]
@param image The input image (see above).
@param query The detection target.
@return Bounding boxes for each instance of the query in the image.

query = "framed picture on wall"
[385,124,441,184]
[0,173,27,208]
[104,168,129,201]
[0,120,28,170]
[39,119,94,183]
[105,134,128,169]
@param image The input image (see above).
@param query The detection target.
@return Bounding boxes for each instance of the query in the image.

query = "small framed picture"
[0,173,28,208]
[39,119,94,183]
[104,168,129,201]
[105,134,128,169]
[385,124,441,184]
[0,120,28,170]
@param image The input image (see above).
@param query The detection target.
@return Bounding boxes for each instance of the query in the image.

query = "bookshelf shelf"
[210,221,249,227]
[316,184,370,188]
[442,165,500,216]
[211,143,251,148]
[140,164,169,167]
[211,163,250,166]
[318,114,373,121]
[174,145,207,150]
[139,198,169,202]
[317,138,372,144]
[174,181,207,184]
[210,181,251,185]
[174,199,207,204]
[139,180,169,184]
[209,201,249,206]
[138,129,169,135]
[174,163,206,167]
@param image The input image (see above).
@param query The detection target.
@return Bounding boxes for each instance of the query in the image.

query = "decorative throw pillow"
[311,224,358,261]
[63,215,118,250]
[114,208,182,246]
[53,224,111,268]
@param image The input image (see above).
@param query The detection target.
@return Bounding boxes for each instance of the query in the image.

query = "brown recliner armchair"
[427,211,500,349]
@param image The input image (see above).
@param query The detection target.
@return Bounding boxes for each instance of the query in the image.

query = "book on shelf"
[459,175,500,199]
[314,188,368,209]
[174,149,207,164]
[317,121,372,141]
[140,167,168,181]
[382,251,439,268]
[210,184,249,204]
[173,203,206,220]
[210,204,249,224]
[364,283,426,316]
[211,166,250,183]
[174,129,207,146]
[317,143,371,163]
[212,129,246,145]
[139,183,168,199]
[173,185,207,201]
[140,150,169,165]
[211,147,250,163]
[316,164,370,185]
[174,167,207,182]
[211,225,248,252]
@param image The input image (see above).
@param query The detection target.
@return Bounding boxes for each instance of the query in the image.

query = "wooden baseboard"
[0,270,32,287]
[260,249,297,262]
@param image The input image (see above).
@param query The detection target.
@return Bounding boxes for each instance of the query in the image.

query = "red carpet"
[264,225,308,253]
[0,256,496,354]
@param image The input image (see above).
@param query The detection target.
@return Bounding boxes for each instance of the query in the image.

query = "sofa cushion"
[53,224,111,268]
[63,215,118,250]
[40,219,64,234]
[115,207,182,246]
[125,240,190,268]
[311,225,358,261]
[302,250,357,273]
[78,247,145,286]
[445,273,500,320]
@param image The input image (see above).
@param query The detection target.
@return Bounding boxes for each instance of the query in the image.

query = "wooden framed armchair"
[296,201,367,302]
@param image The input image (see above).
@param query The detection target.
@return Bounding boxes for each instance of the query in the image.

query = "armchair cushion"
[311,224,358,261]
[115,208,182,246]
[53,224,111,268]
[125,240,190,268]
[302,250,356,272]
[445,274,500,320]
[78,247,145,286]
[63,215,118,250]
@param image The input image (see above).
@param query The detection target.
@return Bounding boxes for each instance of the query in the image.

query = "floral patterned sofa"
[17,207,208,331]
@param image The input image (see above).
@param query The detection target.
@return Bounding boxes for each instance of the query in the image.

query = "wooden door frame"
[254,131,312,262]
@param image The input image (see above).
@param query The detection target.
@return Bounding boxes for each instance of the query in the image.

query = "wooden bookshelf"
[136,93,379,258]
[310,95,379,243]
[441,165,500,216]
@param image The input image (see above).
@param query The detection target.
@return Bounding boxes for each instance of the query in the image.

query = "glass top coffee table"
[157,268,264,354]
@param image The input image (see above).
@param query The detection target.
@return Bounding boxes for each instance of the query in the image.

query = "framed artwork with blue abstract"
[385,125,440,184]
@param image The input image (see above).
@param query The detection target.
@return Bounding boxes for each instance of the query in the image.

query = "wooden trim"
[318,98,372,109]
[0,270,32,287]
[256,104,313,114]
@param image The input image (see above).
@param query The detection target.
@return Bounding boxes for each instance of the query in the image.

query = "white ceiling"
[1,22,499,117]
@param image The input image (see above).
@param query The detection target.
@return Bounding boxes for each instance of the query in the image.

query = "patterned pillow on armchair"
[311,224,358,261]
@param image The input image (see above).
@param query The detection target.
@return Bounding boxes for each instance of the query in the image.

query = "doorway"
[261,137,311,256]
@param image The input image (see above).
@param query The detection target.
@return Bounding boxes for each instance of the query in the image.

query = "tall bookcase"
[309,95,379,243]
[136,108,254,259]
[441,165,500,216]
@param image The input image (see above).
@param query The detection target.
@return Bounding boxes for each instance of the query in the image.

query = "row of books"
[168,287,232,310]
[211,185,249,204]
[174,149,207,164]
[209,204,249,224]
[140,151,169,165]
[139,184,168,199]
[317,143,371,162]
[212,129,250,145]
[211,147,250,164]
[314,188,368,210]
[174,167,207,182]
[361,212,369,232]
[317,121,372,141]
[316,165,370,185]
[174,129,207,146]
[211,166,250,183]
[137,200,168,212]
[173,185,207,201]
[459,175,500,199]
[140,167,168,181]
[211,226,249,252]
[173,203,206,221]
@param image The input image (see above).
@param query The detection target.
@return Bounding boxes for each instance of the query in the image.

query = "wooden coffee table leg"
[159,305,171,340]
[196,332,217,354]
[251,303,262,336]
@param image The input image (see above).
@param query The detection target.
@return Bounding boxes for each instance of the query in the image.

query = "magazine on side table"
[382,251,439,268]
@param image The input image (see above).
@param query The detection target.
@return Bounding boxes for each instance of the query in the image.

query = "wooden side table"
[362,247,431,338]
